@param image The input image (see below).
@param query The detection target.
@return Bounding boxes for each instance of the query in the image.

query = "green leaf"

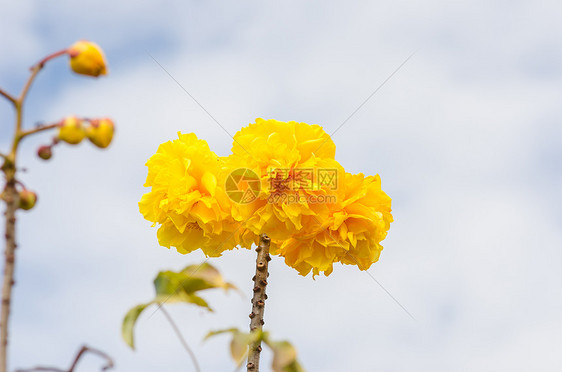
[204,328,240,341]
[122,262,237,349]
[230,331,252,366]
[182,262,238,292]
[282,360,306,372]
[122,303,150,349]
[154,263,236,301]
[151,263,236,311]
[205,328,250,367]
[205,328,306,372]
[153,271,202,305]
[185,293,212,311]
[269,341,297,372]
[264,338,306,372]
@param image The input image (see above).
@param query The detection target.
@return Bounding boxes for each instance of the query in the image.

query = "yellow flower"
[139,119,394,277]
[139,133,250,256]
[86,118,115,148]
[58,116,86,144]
[227,118,343,241]
[275,172,393,277]
[68,41,107,77]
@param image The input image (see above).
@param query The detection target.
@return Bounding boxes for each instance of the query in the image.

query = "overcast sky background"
[1,1,562,371]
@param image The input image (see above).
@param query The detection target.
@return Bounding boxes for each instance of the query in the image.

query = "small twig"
[67,346,113,371]
[246,234,271,372]
[15,367,65,372]
[160,306,202,372]
[31,49,68,70]
[0,88,16,105]
[18,64,42,108]
[16,345,114,372]
[19,122,59,139]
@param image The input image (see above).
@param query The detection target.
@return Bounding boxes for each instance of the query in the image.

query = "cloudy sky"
[1,1,562,371]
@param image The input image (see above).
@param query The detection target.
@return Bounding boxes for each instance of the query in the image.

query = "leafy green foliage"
[205,328,306,371]
[121,262,237,350]
[204,328,256,367]
[122,303,150,350]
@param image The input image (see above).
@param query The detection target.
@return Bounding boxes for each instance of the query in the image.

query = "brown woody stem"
[0,169,17,372]
[15,344,114,372]
[246,234,271,372]
[0,58,44,372]
[0,89,16,105]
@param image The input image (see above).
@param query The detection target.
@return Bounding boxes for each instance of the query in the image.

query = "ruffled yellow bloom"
[139,119,393,277]
[139,133,251,256]
[68,41,107,77]
[227,118,343,242]
[58,116,86,144]
[275,172,393,277]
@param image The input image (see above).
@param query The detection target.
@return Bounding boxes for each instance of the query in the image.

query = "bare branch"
[19,122,59,140]
[0,88,16,105]
[15,345,114,372]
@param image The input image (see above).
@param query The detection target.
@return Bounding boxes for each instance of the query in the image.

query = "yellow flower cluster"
[277,172,393,276]
[139,133,253,256]
[57,116,115,148]
[139,119,393,277]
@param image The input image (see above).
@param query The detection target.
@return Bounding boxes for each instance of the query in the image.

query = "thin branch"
[17,49,67,108]
[67,346,114,371]
[2,47,68,372]
[0,88,16,105]
[160,306,202,372]
[20,122,59,139]
[246,234,271,372]
[31,49,67,70]
[15,367,65,372]
[18,64,42,109]
[15,345,114,372]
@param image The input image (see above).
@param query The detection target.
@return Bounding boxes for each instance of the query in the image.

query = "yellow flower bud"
[86,118,115,148]
[67,41,107,77]
[18,189,37,211]
[58,116,86,145]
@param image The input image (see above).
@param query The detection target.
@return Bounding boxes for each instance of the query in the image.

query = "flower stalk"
[0,170,17,372]
[0,62,40,372]
[247,234,271,371]
[1,42,112,372]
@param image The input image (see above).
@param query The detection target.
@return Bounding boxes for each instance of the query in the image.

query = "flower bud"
[86,118,115,148]
[18,189,37,211]
[58,116,86,145]
[67,41,107,77]
[37,145,52,160]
